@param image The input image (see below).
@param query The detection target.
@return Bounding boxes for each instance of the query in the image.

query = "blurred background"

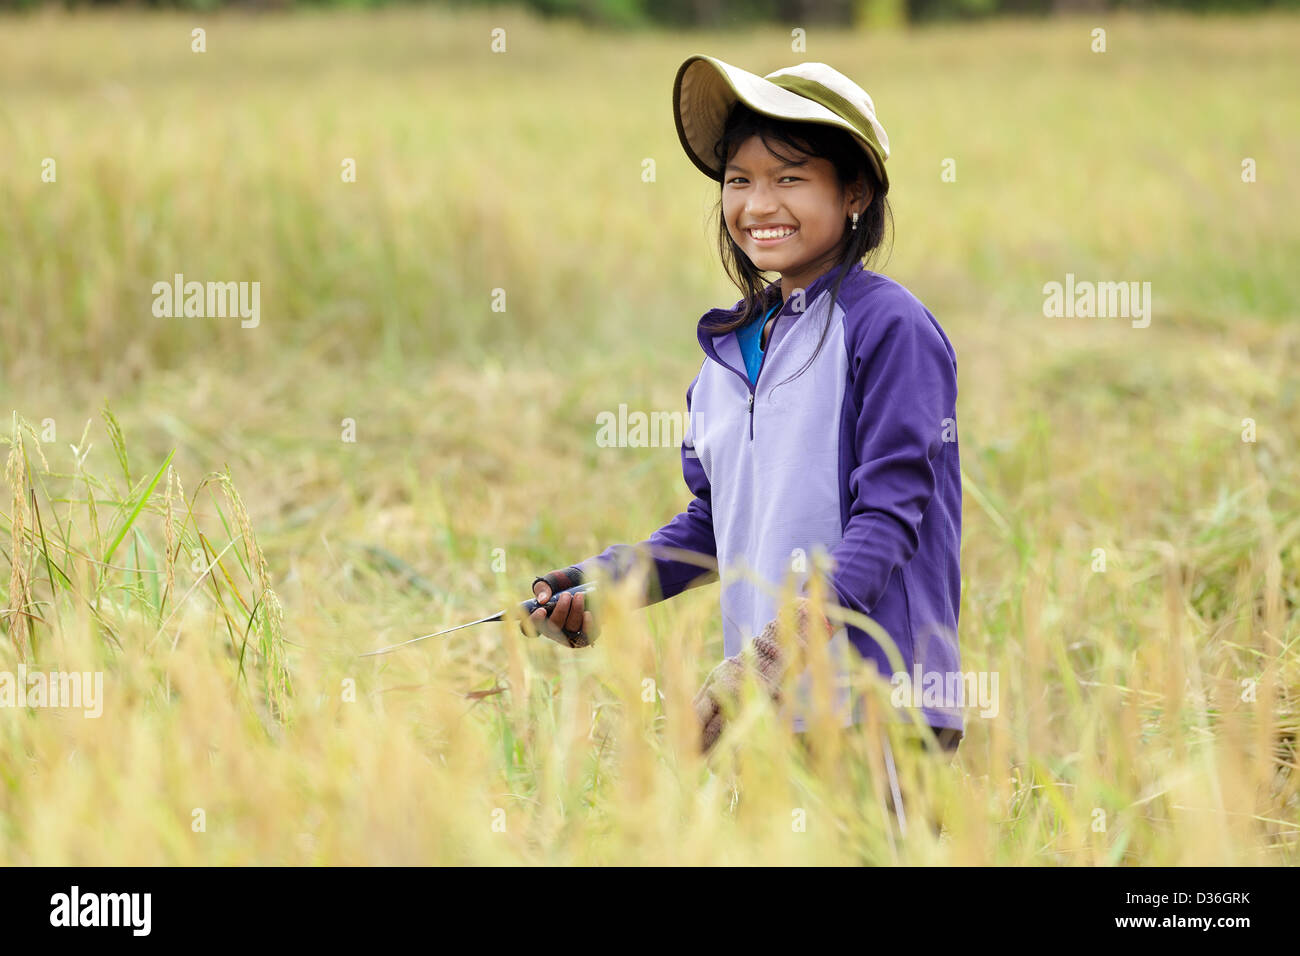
[0,3,1296,865]
[3,0,1298,24]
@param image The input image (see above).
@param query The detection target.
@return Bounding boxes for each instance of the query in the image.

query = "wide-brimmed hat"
[673,54,890,193]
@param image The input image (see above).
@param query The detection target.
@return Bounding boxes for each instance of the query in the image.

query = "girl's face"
[722,133,870,304]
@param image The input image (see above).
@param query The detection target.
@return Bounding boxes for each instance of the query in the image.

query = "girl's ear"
[847,176,873,216]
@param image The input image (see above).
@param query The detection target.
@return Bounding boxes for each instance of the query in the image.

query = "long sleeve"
[810,304,957,623]
[575,375,718,605]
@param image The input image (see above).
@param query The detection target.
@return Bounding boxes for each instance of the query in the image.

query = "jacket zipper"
[705,300,779,442]
[748,313,777,441]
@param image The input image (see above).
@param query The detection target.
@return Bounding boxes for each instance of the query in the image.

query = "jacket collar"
[696,260,865,365]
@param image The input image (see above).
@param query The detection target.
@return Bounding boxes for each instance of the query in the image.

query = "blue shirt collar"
[697,260,866,361]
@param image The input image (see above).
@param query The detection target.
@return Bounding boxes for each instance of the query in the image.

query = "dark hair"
[702,101,894,395]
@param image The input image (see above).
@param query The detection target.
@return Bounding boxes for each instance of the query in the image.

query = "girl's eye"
[726,176,801,185]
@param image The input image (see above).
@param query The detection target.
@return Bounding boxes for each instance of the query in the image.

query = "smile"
[746,226,798,244]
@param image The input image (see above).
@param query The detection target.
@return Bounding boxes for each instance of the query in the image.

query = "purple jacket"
[577,262,963,735]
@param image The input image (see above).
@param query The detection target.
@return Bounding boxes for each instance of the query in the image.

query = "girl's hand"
[520,566,599,648]
[692,597,833,753]
[692,640,782,755]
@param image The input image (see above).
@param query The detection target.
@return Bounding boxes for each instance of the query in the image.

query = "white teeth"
[749,227,796,240]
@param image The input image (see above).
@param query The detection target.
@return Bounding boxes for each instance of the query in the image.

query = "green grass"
[0,6,1297,864]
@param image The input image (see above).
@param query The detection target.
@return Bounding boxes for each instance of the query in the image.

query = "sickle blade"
[358,610,507,658]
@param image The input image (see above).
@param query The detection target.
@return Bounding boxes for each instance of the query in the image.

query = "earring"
[851,212,859,232]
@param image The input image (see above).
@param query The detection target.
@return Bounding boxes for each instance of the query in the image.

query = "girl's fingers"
[562,593,585,633]
[701,711,724,753]
[534,592,569,640]
[693,684,715,723]
[551,591,571,627]
[534,569,575,605]
[531,602,560,636]
[521,587,595,645]
[522,605,547,637]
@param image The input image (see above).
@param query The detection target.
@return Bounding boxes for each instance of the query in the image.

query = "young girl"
[525,55,964,767]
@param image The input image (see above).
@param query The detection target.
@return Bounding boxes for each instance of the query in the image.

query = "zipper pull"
[747,393,754,413]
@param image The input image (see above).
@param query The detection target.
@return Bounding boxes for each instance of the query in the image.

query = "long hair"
[702,101,894,395]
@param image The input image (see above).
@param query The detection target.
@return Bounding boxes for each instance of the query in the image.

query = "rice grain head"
[219,471,291,716]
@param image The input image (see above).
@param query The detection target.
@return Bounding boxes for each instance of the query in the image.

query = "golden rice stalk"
[163,465,177,609]
[219,471,291,716]
[4,421,32,659]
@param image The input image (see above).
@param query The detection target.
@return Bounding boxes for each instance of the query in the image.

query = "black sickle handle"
[520,581,598,617]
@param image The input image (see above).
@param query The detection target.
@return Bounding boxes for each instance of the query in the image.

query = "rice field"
[0,5,1297,864]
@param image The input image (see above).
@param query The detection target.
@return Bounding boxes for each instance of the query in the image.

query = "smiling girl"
[525,56,965,778]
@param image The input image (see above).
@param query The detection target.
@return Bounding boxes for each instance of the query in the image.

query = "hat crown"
[763,61,889,159]
[672,53,891,190]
